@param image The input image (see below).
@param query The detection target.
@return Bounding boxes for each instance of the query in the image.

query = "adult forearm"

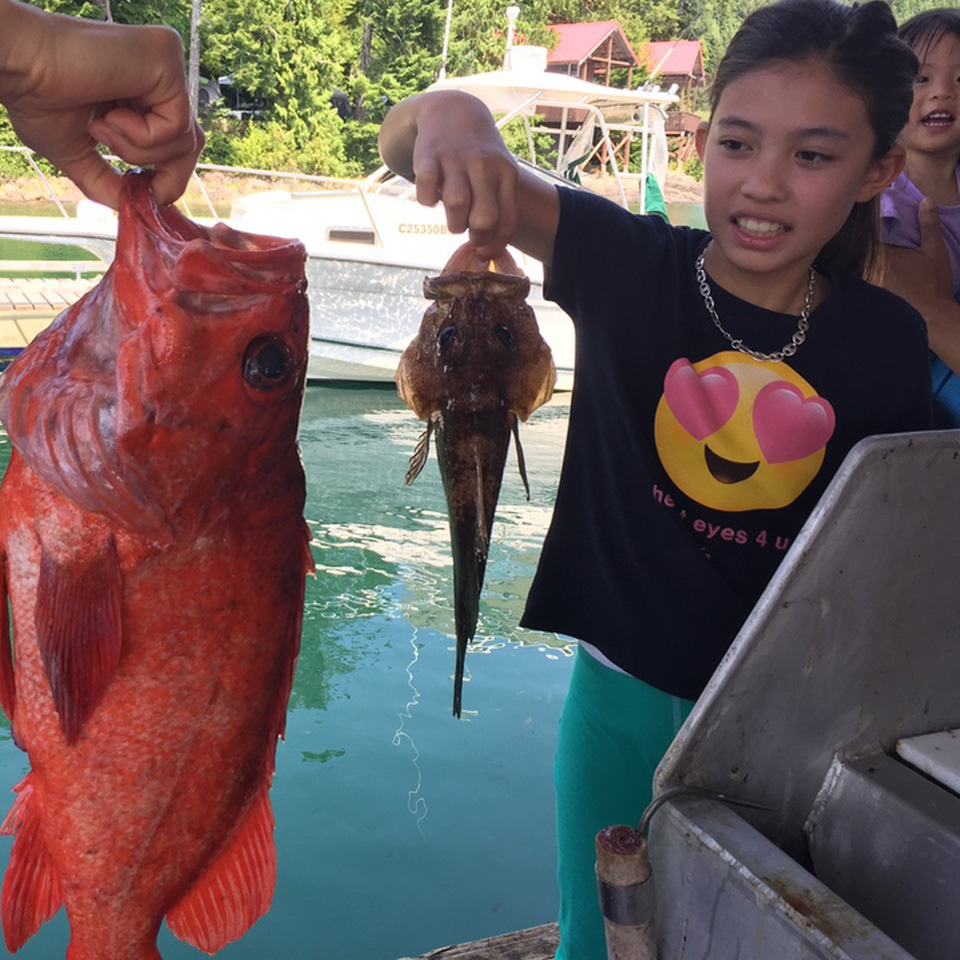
[378,94,425,183]
[0,0,45,102]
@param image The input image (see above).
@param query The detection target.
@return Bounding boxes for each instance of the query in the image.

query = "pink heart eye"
[663,359,739,440]
[753,381,835,464]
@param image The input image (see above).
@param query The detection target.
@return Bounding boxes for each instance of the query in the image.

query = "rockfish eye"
[438,325,458,349]
[243,337,295,391]
[495,324,516,351]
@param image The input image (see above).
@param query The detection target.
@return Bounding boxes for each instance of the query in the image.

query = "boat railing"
[0,145,388,219]
[486,95,665,212]
[0,146,72,216]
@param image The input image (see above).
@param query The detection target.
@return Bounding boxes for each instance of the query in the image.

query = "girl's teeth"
[736,218,785,236]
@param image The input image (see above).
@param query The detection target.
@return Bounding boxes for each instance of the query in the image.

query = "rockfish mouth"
[397,243,555,716]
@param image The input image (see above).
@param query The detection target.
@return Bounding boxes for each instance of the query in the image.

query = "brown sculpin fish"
[396,243,556,717]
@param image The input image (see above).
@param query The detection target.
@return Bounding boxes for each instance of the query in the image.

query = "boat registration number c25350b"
[398,222,449,235]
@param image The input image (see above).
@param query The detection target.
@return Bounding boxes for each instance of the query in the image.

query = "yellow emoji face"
[654,352,835,512]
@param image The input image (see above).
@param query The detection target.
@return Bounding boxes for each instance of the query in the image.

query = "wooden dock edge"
[399,923,558,960]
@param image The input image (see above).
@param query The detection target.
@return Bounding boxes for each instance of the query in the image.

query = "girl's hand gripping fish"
[0,171,313,959]
[396,242,556,717]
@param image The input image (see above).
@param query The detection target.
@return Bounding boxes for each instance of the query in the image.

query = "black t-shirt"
[520,187,934,700]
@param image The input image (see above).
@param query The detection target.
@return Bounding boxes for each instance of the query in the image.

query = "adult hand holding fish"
[0,0,202,208]
[397,242,555,716]
[0,171,312,958]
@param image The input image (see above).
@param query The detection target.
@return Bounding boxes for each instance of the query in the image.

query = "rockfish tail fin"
[36,536,123,745]
[0,773,62,952]
[166,787,276,952]
[0,554,14,723]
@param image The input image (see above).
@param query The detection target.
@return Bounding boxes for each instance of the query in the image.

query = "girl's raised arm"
[379,90,559,265]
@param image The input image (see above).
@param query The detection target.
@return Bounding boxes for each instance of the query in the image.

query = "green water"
[0,200,101,267]
[0,384,574,959]
[0,238,99,262]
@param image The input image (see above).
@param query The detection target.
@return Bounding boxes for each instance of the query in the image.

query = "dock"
[0,276,98,356]
[402,924,558,960]
[0,275,98,313]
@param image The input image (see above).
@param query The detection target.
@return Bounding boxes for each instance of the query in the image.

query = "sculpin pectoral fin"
[434,408,513,717]
[512,418,531,501]
[405,418,436,486]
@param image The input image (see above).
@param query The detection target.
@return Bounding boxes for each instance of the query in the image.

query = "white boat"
[0,56,677,389]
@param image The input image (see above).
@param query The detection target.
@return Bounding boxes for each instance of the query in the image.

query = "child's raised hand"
[413,92,520,259]
[380,90,559,265]
[884,199,960,375]
[381,91,520,260]
[884,199,953,316]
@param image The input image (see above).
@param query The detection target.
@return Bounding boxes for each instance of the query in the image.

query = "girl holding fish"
[380,1,933,957]
[0,0,202,208]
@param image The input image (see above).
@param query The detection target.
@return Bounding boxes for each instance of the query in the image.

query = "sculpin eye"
[438,325,458,350]
[243,337,295,391]
[495,324,517,351]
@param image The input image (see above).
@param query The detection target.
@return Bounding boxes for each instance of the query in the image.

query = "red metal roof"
[547,21,639,68]
[639,40,704,79]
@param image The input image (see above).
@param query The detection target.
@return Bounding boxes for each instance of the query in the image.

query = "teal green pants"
[554,647,695,960]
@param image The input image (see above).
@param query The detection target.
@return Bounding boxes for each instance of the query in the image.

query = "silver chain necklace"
[695,251,816,363]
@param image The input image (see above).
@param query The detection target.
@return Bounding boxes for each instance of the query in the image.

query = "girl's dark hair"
[899,8,960,61]
[709,0,918,280]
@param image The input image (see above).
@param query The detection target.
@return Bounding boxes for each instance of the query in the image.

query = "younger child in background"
[882,8,960,426]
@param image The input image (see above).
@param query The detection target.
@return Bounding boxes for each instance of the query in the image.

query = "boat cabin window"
[328,228,376,245]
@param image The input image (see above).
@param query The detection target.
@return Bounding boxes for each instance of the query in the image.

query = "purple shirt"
[881,168,960,297]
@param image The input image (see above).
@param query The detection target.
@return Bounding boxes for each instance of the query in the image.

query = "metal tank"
[648,430,960,960]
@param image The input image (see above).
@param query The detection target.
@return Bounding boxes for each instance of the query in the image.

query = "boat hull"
[302,253,574,389]
[0,220,576,390]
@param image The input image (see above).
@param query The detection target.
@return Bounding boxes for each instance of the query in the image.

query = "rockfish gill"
[0,171,313,959]
[396,243,555,717]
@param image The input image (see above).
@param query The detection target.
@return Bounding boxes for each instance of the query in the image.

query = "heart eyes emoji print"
[654,352,836,512]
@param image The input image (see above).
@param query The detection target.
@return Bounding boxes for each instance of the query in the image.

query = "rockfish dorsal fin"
[166,786,276,952]
[0,773,62,952]
[36,534,123,745]
[0,553,14,725]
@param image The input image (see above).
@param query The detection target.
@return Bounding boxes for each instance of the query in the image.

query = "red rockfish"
[0,172,313,958]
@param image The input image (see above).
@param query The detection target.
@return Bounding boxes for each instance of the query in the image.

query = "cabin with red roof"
[639,40,705,113]
[546,21,640,87]
[639,39,705,165]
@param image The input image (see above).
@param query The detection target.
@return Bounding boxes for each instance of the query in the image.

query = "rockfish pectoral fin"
[36,535,123,745]
[166,787,276,953]
[0,773,62,952]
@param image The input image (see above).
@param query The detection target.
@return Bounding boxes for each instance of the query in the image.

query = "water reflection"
[0,383,574,959]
